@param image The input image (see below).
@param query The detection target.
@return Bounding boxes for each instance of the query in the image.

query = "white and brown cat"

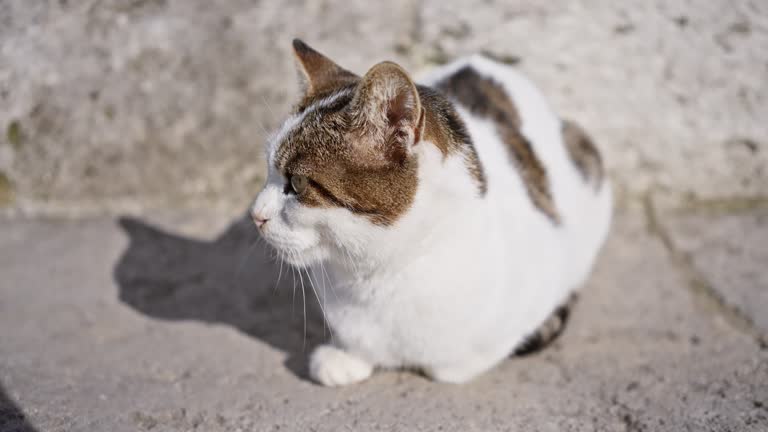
[251,39,612,386]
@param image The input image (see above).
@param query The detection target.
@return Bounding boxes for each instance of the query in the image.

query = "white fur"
[309,345,373,387]
[252,56,612,385]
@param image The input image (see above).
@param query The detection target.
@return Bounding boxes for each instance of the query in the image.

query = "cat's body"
[252,41,612,386]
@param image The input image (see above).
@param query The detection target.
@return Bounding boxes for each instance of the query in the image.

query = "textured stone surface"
[1,0,767,215]
[662,207,768,338]
[1,210,766,431]
[0,0,413,214]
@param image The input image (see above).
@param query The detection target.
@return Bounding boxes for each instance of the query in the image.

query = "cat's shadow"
[113,214,326,379]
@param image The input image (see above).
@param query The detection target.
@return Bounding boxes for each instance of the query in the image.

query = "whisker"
[275,249,285,291]
[317,263,327,318]
[320,260,341,304]
[290,255,297,316]
[260,92,277,118]
[307,266,334,345]
[253,102,272,139]
[342,246,359,275]
[297,257,308,351]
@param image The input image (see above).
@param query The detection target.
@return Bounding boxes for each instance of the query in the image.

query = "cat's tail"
[513,293,578,356]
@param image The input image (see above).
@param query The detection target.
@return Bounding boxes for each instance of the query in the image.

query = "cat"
[250,39,612,386]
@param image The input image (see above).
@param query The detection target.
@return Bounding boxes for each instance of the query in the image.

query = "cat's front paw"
[309,345,373,387]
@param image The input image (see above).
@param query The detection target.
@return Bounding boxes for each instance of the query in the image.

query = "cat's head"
[250,40,425,267]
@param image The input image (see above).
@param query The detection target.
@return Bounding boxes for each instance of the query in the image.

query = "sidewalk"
[1,201,765,431]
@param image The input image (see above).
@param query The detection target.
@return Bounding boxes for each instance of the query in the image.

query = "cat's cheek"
[322,211,380,246]
[281,207,323,243]
[284,204,327,233]
[280,213,314,244]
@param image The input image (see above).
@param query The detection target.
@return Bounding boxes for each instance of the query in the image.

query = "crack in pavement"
[641,192,767,350]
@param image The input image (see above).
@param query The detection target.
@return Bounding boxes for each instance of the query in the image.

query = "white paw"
[309,345,373,387]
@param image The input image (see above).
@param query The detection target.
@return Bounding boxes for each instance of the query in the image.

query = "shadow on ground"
[0,385,37,432]
[113,215,326,379]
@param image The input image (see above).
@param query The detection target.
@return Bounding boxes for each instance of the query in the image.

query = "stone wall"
[1,0,766,215]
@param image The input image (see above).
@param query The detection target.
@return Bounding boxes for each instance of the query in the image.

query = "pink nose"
[251,212,269,228]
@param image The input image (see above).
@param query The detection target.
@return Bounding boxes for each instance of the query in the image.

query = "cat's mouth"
[258,232,327,269]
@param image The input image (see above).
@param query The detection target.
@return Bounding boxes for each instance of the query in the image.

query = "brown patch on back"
[416,85,487,195]
[561,119,604,190]
[436,66,560,224]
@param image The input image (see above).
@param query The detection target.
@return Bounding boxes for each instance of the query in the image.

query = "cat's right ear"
[292,39,358,97]
[350,61,423,163]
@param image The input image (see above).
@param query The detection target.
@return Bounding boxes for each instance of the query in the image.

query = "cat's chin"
[278,244,329,268]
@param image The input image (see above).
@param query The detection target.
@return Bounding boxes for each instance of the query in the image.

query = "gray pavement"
[1,203,766,431]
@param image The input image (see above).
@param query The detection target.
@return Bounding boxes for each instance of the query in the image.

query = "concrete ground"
[1,0,767,431]
[1,200,767,431]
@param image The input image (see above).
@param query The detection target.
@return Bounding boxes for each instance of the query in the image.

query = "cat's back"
[420,54,612,287]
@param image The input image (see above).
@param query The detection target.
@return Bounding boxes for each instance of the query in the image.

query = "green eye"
[290,174,308,194]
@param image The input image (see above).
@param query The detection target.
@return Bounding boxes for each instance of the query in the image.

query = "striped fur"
[269,46,488,226]
[514,294,578,355]
[436,66,560,223]
[562,119,604,189]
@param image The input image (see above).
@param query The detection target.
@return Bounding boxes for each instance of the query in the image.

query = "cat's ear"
[292,39,357,96]
[351,61,424,161]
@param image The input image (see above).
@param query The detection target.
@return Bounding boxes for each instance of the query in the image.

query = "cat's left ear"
[292,39,358,97]
[351,61,425,161]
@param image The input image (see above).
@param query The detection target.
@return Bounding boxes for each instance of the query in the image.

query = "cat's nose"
[251,211,269,228]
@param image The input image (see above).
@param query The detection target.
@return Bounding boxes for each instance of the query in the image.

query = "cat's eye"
[289,174,309,195]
